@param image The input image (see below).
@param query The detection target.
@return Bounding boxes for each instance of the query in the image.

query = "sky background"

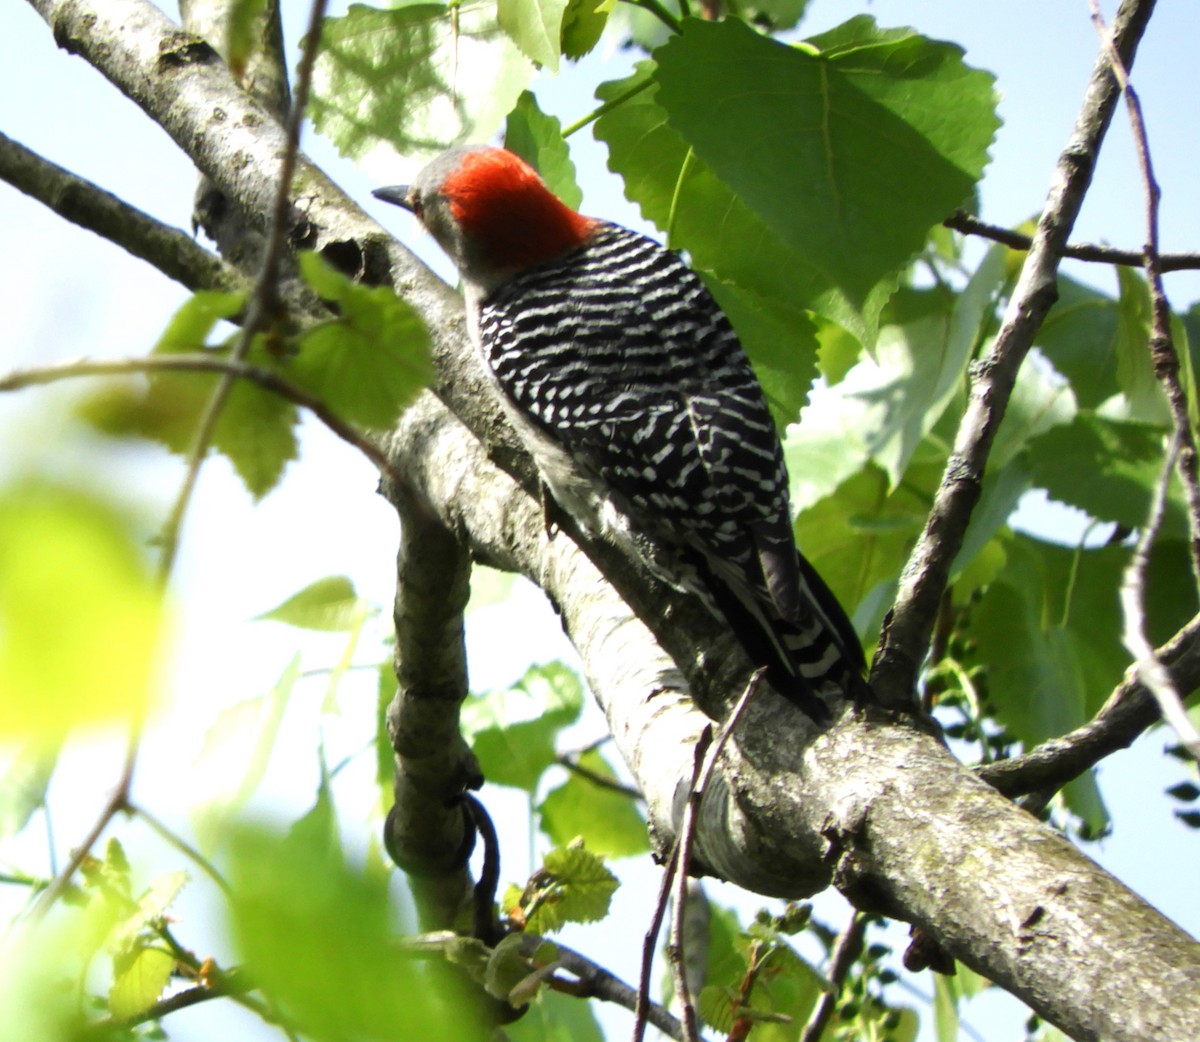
[2,0,1199,1039]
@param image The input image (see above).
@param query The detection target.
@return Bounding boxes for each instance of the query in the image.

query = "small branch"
[978,611,1200,795]
[556,753,644,801]
[30,732,137,919]
[871,0,1158,708]
[518,935,690,1042]
[1089,0,1200,585]
[0,131,241,293]
[111,983,226,1028]
[128,800,231,896]
[636,671,763,1042]
[1119,436,1200,762]
[943,211,1200,273]
[0,354,398,479]
[799,912,866,1042]
[669,672,762,1042]
[156,0,330,583]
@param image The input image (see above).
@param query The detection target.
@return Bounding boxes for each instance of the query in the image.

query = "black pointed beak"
[372,185,413,211]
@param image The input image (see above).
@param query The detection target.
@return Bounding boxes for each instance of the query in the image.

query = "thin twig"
[1086,1,1200,763]
[871,0,1158,707]
[1089,0,1200,585]
[30,734,136,919]
[799,911,866,1042]
[1119,436,1200,762]
[0,354,398,479]
[645,670,763,1042]
[156,0,330,582]
[523,936,689,1042]
[943,211,1200,273]
[556,753,644,801]
[111,983,224,1027]
[127,800,231,896]
[25,0,335,920]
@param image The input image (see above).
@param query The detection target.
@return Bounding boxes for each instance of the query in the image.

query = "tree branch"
[978,611,1200,796]
[872,0,1160,708]
[799,912,866,1042]
[943,210,1200,273]
[0,354,397,478]
[0,130,239,292]
[381,471,480,931]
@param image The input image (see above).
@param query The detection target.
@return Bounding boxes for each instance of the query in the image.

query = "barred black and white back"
[477,222,867,719]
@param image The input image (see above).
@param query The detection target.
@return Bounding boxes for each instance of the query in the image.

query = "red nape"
[443,149,598,270]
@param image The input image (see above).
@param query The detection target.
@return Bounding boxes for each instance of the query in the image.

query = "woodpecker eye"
[408,192,424,218]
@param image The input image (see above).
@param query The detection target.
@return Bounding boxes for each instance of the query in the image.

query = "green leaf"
[224,0,271,78]
[153,289,246,353]
[109,945,175,1020]
[596,62,892,348]
[560,0,615,59]
[460,662,584,790]
[515,844,618,933]
[506,986,606,1042]
[228,821,472,1041]
[788,280,982,499]
[191,655,300,850]
[311,2,533,160]
[1036,275,1122,410]
[79,290,299,499]
[989,349,1077,470]
[538,748,649,857]
[933,972,959,1042]
[256,575,369,631]
[744,0,810,31]
[504,92,583,210]
[111,871,189,954]
[1112,265,1168,423]
[291,252,433,429]
[0,482,166,744]
[466,564,521,613]
[651,18,998,340]
[498,0,570,70]
[0,743,57,839]
[1027,415,1187,538]
[791,462,929,630]
[966,533,1197,829]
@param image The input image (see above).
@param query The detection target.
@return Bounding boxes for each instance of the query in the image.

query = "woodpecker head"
[374,147,598,296]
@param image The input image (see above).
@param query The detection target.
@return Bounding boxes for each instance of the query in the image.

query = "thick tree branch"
[872,0,1158,707]
[0,130,239,292]
[382,471,481,931]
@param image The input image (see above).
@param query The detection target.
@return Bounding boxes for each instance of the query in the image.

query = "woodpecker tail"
[690,548,869,723]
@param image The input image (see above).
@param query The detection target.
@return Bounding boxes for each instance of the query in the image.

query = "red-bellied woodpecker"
[375,146,868,721]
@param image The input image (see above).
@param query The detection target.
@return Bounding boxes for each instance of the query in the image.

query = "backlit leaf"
[311,1,533,160]
[256,575,369,632]
[0,482,165,744]
[292,252,433,429]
